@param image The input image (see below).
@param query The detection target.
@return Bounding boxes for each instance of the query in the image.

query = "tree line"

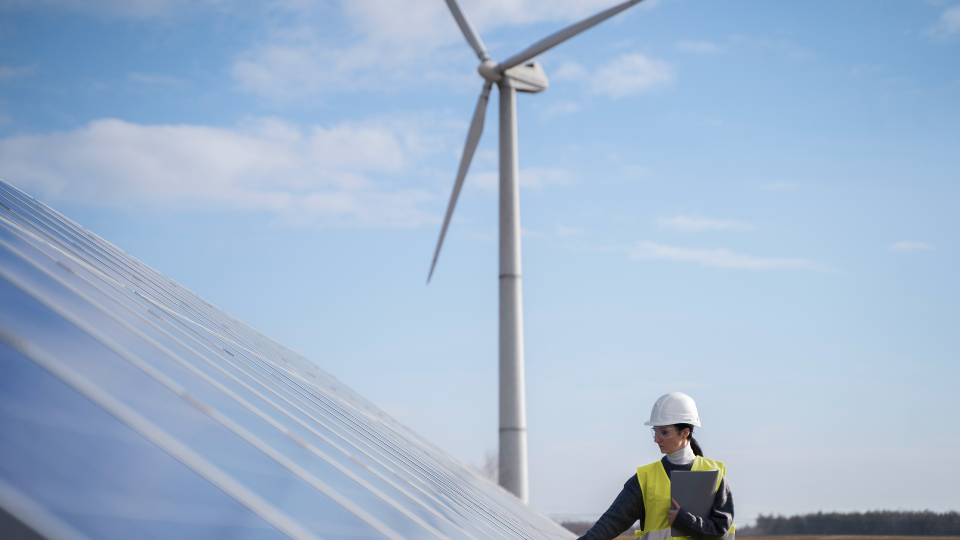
[561,511,960,537]
[743,510,960,536]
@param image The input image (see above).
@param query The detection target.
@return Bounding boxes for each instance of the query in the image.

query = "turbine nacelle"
[503,62,548,94]
[478,60,548,93]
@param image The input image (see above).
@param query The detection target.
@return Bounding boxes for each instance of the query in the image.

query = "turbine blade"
[500,0,644,70]
[428,82,493,283]
[444,0,490,61]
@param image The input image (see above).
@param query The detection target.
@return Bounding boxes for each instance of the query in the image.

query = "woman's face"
[652,425,690,454]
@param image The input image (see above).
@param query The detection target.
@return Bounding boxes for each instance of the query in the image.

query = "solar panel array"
[0,179,574,540]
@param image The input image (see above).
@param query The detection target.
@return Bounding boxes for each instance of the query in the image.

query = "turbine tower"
[428,0,646,502]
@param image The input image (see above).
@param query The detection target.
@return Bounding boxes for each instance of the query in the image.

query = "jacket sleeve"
[671,477,734,539]
[578,475,645,540]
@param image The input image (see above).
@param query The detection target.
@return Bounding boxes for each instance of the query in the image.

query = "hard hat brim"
[643,420,701,427]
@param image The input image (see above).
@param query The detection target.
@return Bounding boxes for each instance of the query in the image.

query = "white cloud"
[232,0,658,99]
[345,0,643,42]
[927,5,960,36]
[232,21,471,98]
[233,42,353,99]
[541,54,674,99]
[657,215,750,232]
[888,241,934,252]
[2,0,646,98]
[553,61,589,81]
[541,100,581,118]
[945,5,960,32]
[591,54,673,97]
[0,117,451,228]
[3,0,660,98]
[630,241,817,269]
[0,64,38,81]
[3,0,641,24]
[675,40,724,55]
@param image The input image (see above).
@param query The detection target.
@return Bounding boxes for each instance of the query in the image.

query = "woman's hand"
[668,498,680,525]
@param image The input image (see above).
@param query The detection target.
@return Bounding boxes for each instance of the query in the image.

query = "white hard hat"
[644,392,701,427]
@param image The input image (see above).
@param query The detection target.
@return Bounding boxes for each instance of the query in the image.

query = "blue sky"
[1,0,959,525]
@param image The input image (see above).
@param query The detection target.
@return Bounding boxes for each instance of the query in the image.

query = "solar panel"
[0,178,574,540]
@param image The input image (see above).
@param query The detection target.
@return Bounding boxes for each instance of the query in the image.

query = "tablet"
[670,470,719,537]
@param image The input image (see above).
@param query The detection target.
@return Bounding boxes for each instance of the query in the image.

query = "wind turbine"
[428,0,646,502]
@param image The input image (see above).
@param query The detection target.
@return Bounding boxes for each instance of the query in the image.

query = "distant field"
[615,537,960,540]
[743,537,960,540]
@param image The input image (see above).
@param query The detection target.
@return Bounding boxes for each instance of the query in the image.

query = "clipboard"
[670,470,719,537]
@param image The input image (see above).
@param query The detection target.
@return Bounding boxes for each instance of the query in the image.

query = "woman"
[578,392,734,540]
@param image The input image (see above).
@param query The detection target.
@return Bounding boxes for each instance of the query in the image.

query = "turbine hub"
[477,59,502,82]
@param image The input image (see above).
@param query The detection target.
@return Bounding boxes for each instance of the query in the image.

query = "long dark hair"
[674,423,703,457]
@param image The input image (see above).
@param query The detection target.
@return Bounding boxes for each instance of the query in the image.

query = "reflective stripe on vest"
[633,456,735,540]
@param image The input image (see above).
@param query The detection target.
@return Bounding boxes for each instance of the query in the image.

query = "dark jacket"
[578,456,734,540]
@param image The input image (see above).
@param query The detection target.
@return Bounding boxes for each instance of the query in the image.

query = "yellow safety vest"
[634,456,735,540]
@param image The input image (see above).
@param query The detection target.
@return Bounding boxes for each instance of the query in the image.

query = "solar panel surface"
[0,178,575,540]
